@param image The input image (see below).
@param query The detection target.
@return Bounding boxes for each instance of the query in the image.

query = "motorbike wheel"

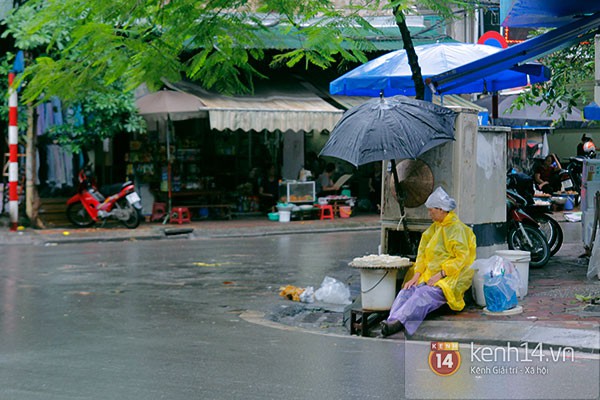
[534,214,563,256]
[66,202,96,228]
[118,199,141,229]
[507,225,550,268]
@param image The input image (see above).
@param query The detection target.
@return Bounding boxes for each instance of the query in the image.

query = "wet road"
[0,232,407,399]
[1,231,597,399]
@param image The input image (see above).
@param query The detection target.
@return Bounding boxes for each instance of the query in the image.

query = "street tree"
[5,0,378,103]
[1,6,145,227]
[5,0,482,103]
[390,1,480,99]
[511,38,595,126]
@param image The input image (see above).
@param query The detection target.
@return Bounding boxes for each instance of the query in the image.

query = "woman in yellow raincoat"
[381,187,476,337]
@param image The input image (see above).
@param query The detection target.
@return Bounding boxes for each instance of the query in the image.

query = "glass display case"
[279,181,315,203]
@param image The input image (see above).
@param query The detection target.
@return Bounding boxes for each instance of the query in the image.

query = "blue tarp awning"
[501,1,600,28]
[584,102,600,120]
[428,12,600,95]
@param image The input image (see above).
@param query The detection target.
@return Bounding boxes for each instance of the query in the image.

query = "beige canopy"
[135,90,208,123]
[165,80,343,133]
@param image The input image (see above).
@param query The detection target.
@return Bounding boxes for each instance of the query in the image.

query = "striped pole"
[8,72,18,231]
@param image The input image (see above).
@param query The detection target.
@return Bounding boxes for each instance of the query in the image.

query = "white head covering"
[425,187,456,211]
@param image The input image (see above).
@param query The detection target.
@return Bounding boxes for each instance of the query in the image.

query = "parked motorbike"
[66,167,142,229]
[563,155,595,206]
[506,189,550,268]
[506,172,563,256]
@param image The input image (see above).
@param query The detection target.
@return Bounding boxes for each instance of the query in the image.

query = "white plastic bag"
[299,286,315,303]
[471,255,522,297]
[314,276,351,305]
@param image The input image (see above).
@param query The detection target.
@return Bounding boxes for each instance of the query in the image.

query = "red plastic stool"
[170,207,192,224]
[317,204,334,220]
[151,202,167,222]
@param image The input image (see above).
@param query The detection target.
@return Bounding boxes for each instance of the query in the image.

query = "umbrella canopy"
[330,42,550,97]
[135,89,208,223]
[319,95,457,167]
[135,90,208,122]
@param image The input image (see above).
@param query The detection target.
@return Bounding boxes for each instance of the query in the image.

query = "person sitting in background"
[534,154,562,194]
[305,151,323,180]
[583,138,596,158]
[316,163,337,197]
[259,164,280,213]
[248,167,261,195]
[577,134,593,157]
[380,187,476,337]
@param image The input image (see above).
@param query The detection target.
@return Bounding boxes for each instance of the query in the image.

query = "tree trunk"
[393,7,425,100]
[25,105,44,228]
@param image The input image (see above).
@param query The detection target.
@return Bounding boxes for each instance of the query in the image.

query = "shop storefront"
[131,79,345,219]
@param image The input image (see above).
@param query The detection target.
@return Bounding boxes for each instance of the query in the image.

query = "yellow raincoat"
[404,211,476,311]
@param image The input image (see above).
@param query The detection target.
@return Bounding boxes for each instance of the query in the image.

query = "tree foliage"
[3,0,384,104]
[46,85,146,153]
[1,4,146,151]
[511,39,595,126]
[0,53,29,138]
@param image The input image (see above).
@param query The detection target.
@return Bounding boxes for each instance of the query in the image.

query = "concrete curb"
[194,225,381,239]
[1,221,382,245]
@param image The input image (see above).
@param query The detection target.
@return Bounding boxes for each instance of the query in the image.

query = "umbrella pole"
[163,117,173,224]
[390,159,416,257]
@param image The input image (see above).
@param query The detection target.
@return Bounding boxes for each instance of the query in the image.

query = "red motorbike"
[66,167,142,229]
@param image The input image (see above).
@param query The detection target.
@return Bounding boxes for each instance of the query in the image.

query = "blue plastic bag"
[483,274,518,312]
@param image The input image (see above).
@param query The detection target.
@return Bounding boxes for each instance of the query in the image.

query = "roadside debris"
[314,276,351,305]
[279,276,351,304]
[279,285,306,302]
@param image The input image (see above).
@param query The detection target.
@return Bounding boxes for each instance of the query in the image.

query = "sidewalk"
[0,213,381,245]
[1,211,599,352]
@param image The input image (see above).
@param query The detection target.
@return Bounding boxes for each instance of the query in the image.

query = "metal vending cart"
[581,158,600,249]
[379,108,510,261]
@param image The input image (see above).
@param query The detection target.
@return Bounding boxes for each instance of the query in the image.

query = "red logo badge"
[428,342,461,376]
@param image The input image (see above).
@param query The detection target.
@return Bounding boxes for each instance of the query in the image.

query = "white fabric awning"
[166,80,343,133]
[331,94,487,112]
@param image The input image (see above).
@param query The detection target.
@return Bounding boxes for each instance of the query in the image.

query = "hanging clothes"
[51,97,63,126]
[45,144,74,190]
[36,104,46,136]
[36,98,78,191]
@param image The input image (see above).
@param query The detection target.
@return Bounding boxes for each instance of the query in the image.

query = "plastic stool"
[171,207,192,224]
[151,202,167,222]
[318,204,334,220]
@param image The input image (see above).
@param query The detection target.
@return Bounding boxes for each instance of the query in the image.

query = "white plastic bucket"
[495,250,530,298]
[359,268,398,310]
[279,211,291,223]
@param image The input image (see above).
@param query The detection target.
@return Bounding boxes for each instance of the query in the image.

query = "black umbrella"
[320,95,456,166]
[319,95,457,255]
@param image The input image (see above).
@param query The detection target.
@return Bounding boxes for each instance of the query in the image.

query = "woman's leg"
[380,286,417,336]
[391,285,446,335]
[387,286,417,323]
